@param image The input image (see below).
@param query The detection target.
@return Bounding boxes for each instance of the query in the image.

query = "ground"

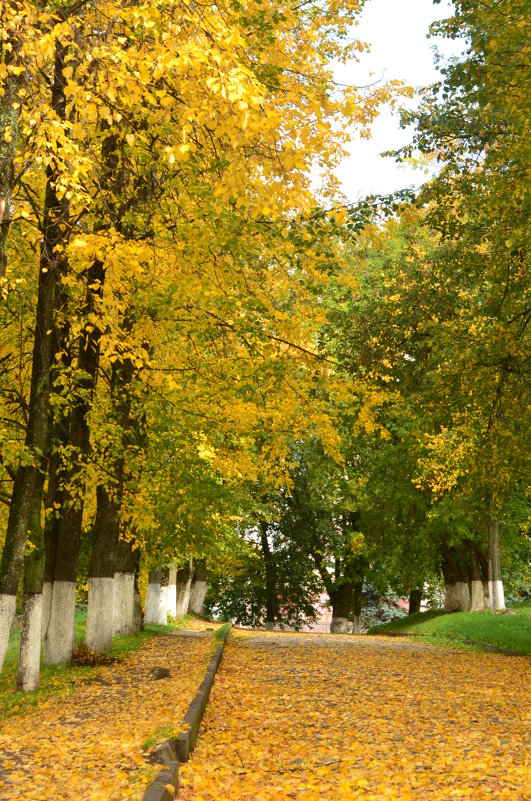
[178,630,530,801]
[0,630,213,801]
[0,627,529,800]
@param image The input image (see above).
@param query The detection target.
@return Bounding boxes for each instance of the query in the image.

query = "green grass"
[214,621,231,643]
[140,722,177,752]
[0,609,196,719]
[368,600,531,655]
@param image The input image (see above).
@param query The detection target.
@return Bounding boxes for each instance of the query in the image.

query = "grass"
[0,609,197,719]
[368,599,531,655]
[140,722,177,752]
[214,621,231,643]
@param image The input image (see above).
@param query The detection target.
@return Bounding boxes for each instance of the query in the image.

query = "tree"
[1,0,401,679]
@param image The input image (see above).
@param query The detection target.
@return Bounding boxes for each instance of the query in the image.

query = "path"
[0,631,213,801]
[178,630,530,800]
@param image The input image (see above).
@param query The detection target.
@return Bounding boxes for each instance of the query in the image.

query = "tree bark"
[157,567,170,625]
[175,558,193,616]
[441,543,470,612]
[86,356,134,652]
[144,568,162,625]
[113,536,140,636]
[0,1,24,277]
[167,565,177,619]
[17,488,46,690]
[467,542,490,611]
[0,40,69,674]
[408,588,422,615]
[488,519,505,611]
[189,558,208,617]
[329,582,354,633]
[351,579,363,634]
[43,260,104,664]
[260,521,278,628]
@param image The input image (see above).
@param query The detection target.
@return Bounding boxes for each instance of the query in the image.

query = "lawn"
[368,600,531,655]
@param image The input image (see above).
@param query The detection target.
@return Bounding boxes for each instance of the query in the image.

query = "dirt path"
[0,631,213,801]
[178,630,530,801]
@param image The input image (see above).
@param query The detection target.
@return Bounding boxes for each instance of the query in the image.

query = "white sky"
[334,0,464,200]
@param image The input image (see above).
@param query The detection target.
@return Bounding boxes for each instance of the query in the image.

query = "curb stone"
[140,625,231,801]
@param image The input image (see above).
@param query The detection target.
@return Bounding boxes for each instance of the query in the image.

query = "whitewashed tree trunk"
[491,578,505,611]
[189,558,208,616]
[113,535,140,635]
[86,576,114,652]
[42,581,76,664]
[157,567,169,625]
[17,593,43,691]
[488,520,505,611]
[351,614,362,634]
[0,594,17,673]
[445,583,459,612]
[469,579,490,611]
[133,575,142,632]
[167,565,177,618]
[41,581,53,638]
[445,581,471,611]
[455,581,471,611]
[113,572,135,636]
[330,617,348,633]
[189,580,208,616]
[175,559,193,616]
[144,569,161,625]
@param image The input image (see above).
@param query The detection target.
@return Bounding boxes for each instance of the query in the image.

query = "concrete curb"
[140,625,230,801]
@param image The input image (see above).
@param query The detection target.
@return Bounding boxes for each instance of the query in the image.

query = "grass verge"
[368,600,531,655]
[214,621,231,644]
[0,609,196,719]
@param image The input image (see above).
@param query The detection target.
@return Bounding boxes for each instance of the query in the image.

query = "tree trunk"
[43,259,104,664]
[167,565,177,619]
[488,520,505,611]
[86,487,119,652]
[175,559,193,616]
[408,588,422,615]
[41,444,63,641]
[0,2,24,278]
[441,543,470,612]
[329,582,354,633]
[17,489,46,691]
[157,567,170,625]
[144,569,161,625]
[260,521,278,628]
[0,41,69,675]
[189,558,208,617]
[113,407,147,636]
[467,543,490,611]
[351,579,363,634]
[113,536,139,637]
[86,356,134,652]
[133,571,143,632]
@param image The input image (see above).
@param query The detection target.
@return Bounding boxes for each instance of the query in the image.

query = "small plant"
[71,644,118,667]
[141,722,176,752]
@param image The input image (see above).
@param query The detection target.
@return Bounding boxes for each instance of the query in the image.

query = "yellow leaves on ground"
[179,631,530,801]
[0,633,213,801]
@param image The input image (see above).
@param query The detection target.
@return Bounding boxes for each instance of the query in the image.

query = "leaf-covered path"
[0,631,213,801]
[179,630,530,801]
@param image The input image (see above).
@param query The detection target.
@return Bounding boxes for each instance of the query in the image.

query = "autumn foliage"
[179,630,531,801]
[0,631,213,800]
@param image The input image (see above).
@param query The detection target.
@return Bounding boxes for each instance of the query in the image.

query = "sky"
[333,0,463,201]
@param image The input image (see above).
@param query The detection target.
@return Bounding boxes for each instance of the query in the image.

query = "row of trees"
[204,0,530,629]
[0,0,528,676]
[0,0,395,688]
